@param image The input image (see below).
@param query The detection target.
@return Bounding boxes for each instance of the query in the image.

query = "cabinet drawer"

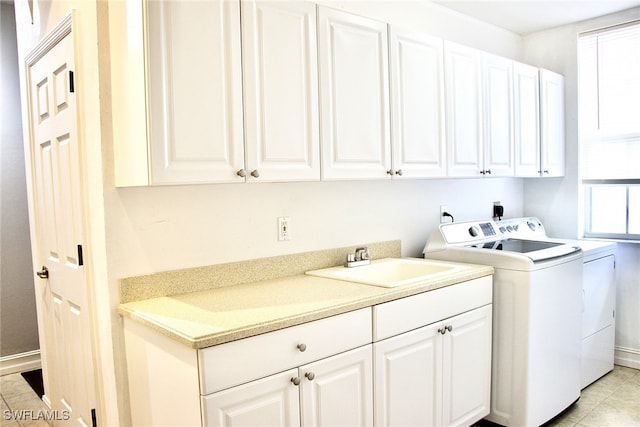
[373,276,492,341]
[199,308,372,394]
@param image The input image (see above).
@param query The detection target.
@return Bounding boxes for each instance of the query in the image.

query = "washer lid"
[468,238,581,262]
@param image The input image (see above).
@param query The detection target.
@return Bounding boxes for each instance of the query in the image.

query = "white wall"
[522,7,640,369]
[0,0,39,359]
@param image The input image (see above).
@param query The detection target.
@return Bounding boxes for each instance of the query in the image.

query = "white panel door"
[318,6,391,180]
[441,305,492,427]
[300,345,373,427]
[373,324,442,427]
[146,0,245,184]
[482,53,514,177]
[26,18,96,426]
[540,69,566,177]
[513,62,541,177]
[444,41,483,177]
[389,28,446,178]
[202,369,301,427]
[242,0,320,182]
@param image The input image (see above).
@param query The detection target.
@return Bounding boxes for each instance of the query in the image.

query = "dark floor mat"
[21,369,44,399]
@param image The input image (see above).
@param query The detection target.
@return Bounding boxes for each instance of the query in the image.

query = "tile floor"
[0,365,638,426]
[546,365,640,427]
[0,373,51,427]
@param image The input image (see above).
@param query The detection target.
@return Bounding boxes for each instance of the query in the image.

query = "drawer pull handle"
[297,343,307,352]
[291,377,301,386]
[305,372,315,381]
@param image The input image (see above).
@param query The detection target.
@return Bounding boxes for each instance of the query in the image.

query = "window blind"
[578,21,640,180]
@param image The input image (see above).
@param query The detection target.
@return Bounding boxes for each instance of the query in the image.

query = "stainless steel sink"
[305,258,468,288]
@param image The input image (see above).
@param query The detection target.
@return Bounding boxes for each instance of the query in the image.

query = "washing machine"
[424,219,583,427]
[496,217,617,389]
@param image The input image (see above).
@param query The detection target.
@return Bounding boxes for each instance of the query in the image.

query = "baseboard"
[614,345,640,370]
[0,350,41,376]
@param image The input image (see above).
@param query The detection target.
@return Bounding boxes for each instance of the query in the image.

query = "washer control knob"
[469,226,479,237]
[527,221,537,231]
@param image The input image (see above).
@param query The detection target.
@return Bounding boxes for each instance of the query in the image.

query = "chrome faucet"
[345,246,371,268]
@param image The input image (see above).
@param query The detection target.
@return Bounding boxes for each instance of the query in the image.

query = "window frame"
[579,20,640,241]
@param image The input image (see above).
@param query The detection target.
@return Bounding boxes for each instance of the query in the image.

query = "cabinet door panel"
[242,0,319,181]
[202,369,300,427]
[146,0,244,184]
[318,6,391,180]
[444,41,483,177]
[483,53,514,176]
[540,69,565,176]
[442,305,492,427]
[373,324,442,427]
[513,62,541,177]
[389,28,446,178]
[300,345,373,427]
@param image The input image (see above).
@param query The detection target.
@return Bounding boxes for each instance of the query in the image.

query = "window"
[579,21,640,240]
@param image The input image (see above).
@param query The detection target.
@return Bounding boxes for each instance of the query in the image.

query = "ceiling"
[431,0,640,35]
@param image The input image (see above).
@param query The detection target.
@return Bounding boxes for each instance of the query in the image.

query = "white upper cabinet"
[513,62,541,177]
[146,0,245,184]
[241,0,320,182]
[539,69,565,177]
[514,66,565,177]
[389,28,446,178]
[482,53,514,177]
[444,41,484,177]
[317,6,392,180]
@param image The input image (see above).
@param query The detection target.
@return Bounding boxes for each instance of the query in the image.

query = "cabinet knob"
[297,343,307,352]
[543,170,550,174]
[438,325,453,334]
[305,372,315,381]
[395,169,403,176]
[386,169,393,176]
[485,169,492,175]
[250,170,260,178]
[236,169,246,178]
[291,377,301,386]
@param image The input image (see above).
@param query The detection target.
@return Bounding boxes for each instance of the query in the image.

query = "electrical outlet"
[440,205,449,224]
[278,217,290,241]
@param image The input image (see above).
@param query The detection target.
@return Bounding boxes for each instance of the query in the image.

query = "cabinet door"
[300,345,373,427]
[444,41,483,177]
[202,369,300,427]
[146,0,245,184]
[318,6,391,180]
[482,53,514,177]
[513,62,541,177]
[242,0,320,182]
[539,69,565,177]
[373,324,442,427]
[441,305,492,427]
[389,28,446,178]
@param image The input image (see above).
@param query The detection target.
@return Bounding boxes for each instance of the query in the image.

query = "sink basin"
[305,258,467,288]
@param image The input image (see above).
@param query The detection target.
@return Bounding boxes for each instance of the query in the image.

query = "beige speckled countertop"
[119,258,493,349]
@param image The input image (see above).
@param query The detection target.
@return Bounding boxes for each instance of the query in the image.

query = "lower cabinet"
[202,345,373,427]
[374,305,492,427]
[123,277,493,427]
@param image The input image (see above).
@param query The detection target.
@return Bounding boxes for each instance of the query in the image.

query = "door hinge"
[78,244,84,266]
[69,70,75,93]
[91,408,97,427]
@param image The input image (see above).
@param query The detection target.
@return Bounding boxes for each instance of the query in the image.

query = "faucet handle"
[355,247,370,261]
